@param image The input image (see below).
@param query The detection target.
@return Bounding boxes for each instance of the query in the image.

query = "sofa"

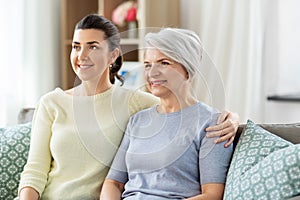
[1,108,300,200]
[225,121,300,200]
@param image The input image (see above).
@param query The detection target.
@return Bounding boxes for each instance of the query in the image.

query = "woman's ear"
[111,48,120,63]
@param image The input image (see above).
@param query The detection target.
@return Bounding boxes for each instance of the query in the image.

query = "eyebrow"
[144,57,171,63]
[72,41,100,45]
[87,41,100,45]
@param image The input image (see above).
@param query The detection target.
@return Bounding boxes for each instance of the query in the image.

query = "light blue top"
[107,102,233,199]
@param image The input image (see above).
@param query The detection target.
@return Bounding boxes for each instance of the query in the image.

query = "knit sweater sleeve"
[18,94,55,196]
[128,90,159,116]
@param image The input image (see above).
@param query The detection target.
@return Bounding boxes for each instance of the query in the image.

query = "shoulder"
[197,102,219,114]
[38,88,64,104]
[197,102,220,118]
[113,86,157,101]
[131,89,159,104]
[113,86,159,115]
[31,88,65,120]
[194,102,220,127]
[36,88,71,115]
[132,106,154,117]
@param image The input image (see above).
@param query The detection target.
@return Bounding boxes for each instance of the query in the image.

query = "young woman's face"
[70,29,113,83]
[144,48,189,98]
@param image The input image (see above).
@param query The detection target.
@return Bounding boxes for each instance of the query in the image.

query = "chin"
[150,88,167,98]
[76,74,89,81]
[77,71,102,82]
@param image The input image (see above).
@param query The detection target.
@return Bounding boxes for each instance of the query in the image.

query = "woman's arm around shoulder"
[100,179,124,200]
[206,110,240,147]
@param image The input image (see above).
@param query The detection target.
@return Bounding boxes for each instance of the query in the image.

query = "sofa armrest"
[18,108,35,124]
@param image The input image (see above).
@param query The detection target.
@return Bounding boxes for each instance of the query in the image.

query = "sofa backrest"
[235,123,300,145]
[18,108,300,144]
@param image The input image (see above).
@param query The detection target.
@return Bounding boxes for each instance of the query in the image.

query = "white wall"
[264,102,300,123]
[263,0,300,123]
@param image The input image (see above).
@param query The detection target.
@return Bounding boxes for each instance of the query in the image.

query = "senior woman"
[101,28,233,200]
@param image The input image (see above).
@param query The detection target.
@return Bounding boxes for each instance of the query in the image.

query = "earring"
[109,64,113,69]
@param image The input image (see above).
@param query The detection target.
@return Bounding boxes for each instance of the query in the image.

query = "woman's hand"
[206,110,240,147]
[100,179,124,200]
[19,187,39,200]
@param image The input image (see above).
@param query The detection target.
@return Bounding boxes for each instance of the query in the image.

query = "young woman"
[101,28,234,200]
[18,15,238,200]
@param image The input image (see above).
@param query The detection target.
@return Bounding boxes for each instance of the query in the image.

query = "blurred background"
[0,0,299,126]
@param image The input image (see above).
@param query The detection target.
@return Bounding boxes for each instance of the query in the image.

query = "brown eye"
[89,45,98,50]
[72,45,80,51]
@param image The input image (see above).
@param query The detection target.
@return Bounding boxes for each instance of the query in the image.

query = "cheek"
[92,52,109,65]
[174,69,188,80]
[144,70,149,80]
[168,69,185,79]
[70,51,77,63]
[166,72,187,88]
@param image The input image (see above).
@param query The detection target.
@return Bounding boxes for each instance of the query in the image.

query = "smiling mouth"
[78,64,93,69]
[150,80,167,86]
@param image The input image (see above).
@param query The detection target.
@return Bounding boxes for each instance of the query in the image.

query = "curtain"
[0,0,25,126]
[181,0,275,123]
[0,0,61,126]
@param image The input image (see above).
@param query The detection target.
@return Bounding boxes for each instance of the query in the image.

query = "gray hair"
[144,28,203,79]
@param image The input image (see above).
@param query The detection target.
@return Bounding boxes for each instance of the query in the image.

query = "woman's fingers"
[224,135,235,148]
[205,111,240,147]
[216,110,230,125]
[206,120,233,137]
[210,126,235,141]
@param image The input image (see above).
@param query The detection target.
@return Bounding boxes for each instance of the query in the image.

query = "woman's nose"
[148,63,160,77]
[78,48,89,61]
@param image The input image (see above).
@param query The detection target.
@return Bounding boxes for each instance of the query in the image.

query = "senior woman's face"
[144,48,189,98]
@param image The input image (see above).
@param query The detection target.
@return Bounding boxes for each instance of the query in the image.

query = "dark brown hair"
[75,14,124,85]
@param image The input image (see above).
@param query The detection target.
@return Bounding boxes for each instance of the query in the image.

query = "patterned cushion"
[224,120,300,200]
[0,123,31,200]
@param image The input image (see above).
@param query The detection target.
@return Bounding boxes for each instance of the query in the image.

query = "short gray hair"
[144,28,203,79]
